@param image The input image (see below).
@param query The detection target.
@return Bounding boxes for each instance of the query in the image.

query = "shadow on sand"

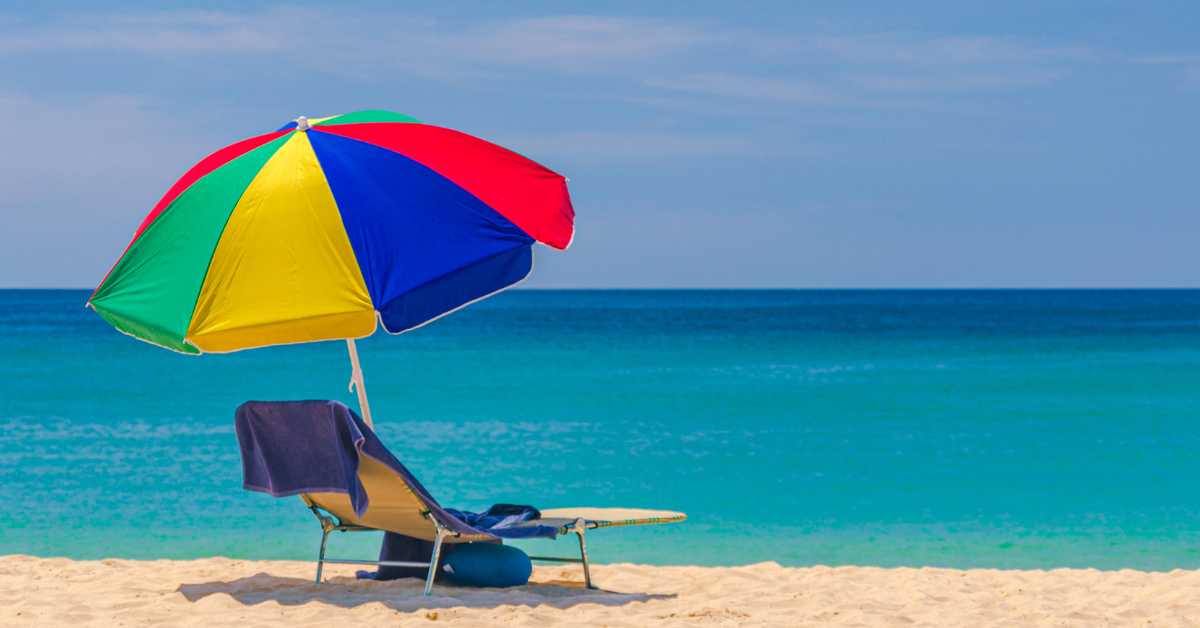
[177,573,675,612]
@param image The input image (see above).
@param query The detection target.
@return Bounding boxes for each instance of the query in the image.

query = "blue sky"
[2,2,1197,288]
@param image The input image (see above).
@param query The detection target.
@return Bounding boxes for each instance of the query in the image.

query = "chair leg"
[423,527,446,596]
[315,528,331,584]
[574,519,594,589]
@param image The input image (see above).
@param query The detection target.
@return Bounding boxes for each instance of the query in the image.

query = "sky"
[1,2,1197,288]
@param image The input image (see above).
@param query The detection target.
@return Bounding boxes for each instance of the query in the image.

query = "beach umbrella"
[88,110,574,426]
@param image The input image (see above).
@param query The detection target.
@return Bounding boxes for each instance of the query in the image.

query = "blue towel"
[445,504,552,539]
[234,400,559,540]
[236,400,370,514]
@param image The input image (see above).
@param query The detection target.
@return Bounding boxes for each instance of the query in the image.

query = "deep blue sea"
[1,289,1198,569]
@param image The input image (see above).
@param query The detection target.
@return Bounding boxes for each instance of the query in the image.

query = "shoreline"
[3,555,1199,626]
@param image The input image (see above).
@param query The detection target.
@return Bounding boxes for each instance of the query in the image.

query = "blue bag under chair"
[358,503,544,581]
[441,542,532,588]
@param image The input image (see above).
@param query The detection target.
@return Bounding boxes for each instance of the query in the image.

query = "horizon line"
[5,286,1200,292]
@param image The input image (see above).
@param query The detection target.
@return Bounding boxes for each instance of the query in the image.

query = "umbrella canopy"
[88,110,574,355]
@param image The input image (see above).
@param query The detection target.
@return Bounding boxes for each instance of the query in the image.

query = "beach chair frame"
[307,504,597,594]
[236,400,682,596]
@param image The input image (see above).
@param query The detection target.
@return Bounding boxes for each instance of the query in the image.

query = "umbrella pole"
[345,338,374,428]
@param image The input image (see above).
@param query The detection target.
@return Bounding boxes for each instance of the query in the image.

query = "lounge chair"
[235,400,686,595]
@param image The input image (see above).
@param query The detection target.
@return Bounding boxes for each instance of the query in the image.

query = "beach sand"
[2,555,1198,627]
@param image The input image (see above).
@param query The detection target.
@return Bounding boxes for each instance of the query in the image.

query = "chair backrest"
[303,451,462,541]
[236,400,492,542]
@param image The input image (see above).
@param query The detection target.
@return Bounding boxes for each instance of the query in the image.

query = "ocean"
[0,289,1197,570]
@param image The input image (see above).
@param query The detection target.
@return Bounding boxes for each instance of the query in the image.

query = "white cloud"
[638,32,1098,105]
[0,8,1104,99]
[802,33,1093,67]
[6,6,1174,132]
[0,9,706,68]
[448,15,709,67]
[0,9,289,54]
[1135,53,1200,87]
[848,69,1063,92]
[502,130,756,161]
[644,73,846,105]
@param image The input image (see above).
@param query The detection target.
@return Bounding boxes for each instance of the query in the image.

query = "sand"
[2,555,1199,627]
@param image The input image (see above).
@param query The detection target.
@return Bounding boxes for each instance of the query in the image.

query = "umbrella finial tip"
[295,116,310,131]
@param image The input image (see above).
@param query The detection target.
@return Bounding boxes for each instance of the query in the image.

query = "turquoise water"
[1,289,1198,569]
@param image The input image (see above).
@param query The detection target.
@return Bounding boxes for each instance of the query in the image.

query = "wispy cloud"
[0,9,707,67]
[640,32,1094,105]
[801,33,1094,67]
[847,69,1064,92]
[448,16,710,67]
[1134,53,1200,87]
[0,8,1102,99]
[503,130,756,161]
[0,9,290,54]
[645,73,846,105]
[1137,53,1200,65]
[4,8,1083,66]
